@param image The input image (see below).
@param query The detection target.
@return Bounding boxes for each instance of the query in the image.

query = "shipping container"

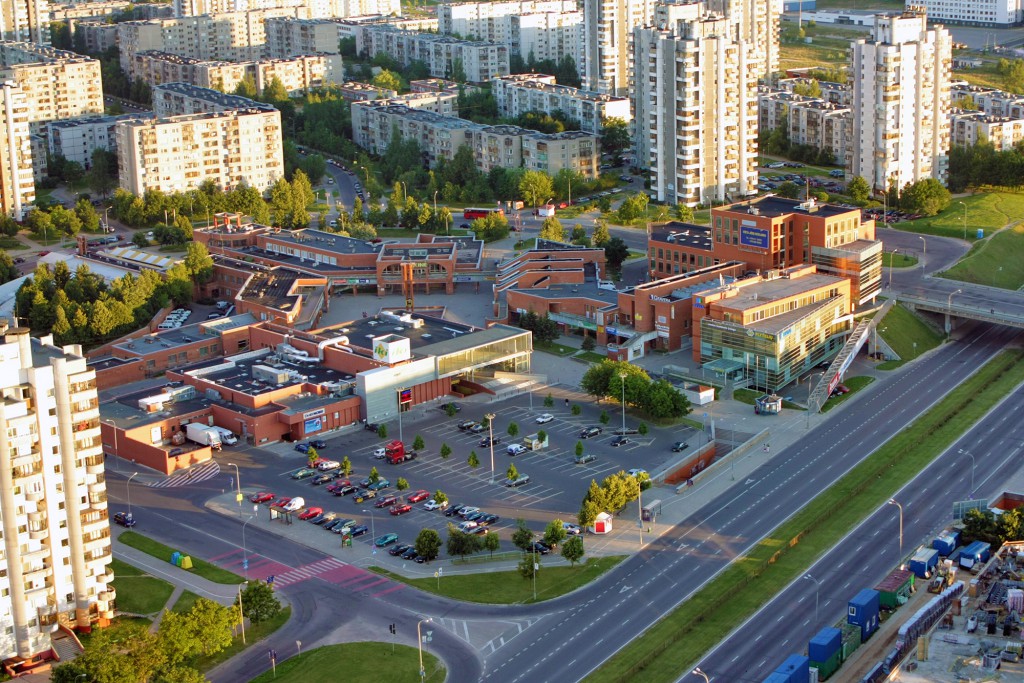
[932,530,960,557]
[848,588,879,641]
[841,622,862,660]
[808,627,842,662]
[774,654,810,683]
[809,650,841,680]
[959,541,991,569]
[761,674,790,683]
[908,547,940,578]
[875,569,914,609]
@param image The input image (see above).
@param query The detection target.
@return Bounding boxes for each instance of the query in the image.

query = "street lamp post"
[362,508,376,544]
[888,249,897,290]
[619,372,627,435]
[102,418,119,473]
[485,413,496,484]
[397,387,406,445]
[958,200,967,240]
[636,475,643,549]
[946,289,962,336]
[241,515,254,579]
[958,449,976,497]
[919,235,926,269]
[433,190,438,229]
[417,618,433,680]
[126,471,139,516]
[692,668,710,683]
[237,584,246,645]
[228,462,242,518]
[804,573,822,624]
[888,498,903,559]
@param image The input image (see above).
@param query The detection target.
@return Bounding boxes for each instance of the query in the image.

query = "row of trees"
[516,311,560,344]
[581,360,691,420]
[947,140,1024,192]
[962,507,1024,547]
[577,471,651,528]
[23,198,102,239]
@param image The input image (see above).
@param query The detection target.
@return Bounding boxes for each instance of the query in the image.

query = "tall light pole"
[804,573,822,624]
[241,515,254,579]
[619,372,627,435]
[692,668,710,683]
[918,235,926,269]
[887,249,897,290]
[888,498,903,559]
[417,617,433,680]
[485,412,496,484]
[102,418,119,473]
[636,475,643,549]
[396,387,406,445]
[946,289,962,336]
[228,462,242,518]
[958,449,976,498]
[433,190,438,229]
[958,200,967,240]
[362,508,376,547]
[806,371,822,429]
[237,583,246,645]
[126,472,139,516]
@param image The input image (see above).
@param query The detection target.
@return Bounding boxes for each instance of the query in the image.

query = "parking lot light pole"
[803,574,821,624]
[127,472,138,516]
[958,449,976,497]
[485,413,496,484]
[417,618,432,680]
[888,498,903,559]
[241,515,254,580]
[362,508,376,542]
[619,372,627,434]
[229,462,242,518]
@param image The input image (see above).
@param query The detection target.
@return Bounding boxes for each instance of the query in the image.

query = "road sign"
[242,559,249,570]
[236,492,243,503]
[267,575,275,584]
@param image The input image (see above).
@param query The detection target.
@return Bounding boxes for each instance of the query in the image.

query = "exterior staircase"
[51,629,84,663]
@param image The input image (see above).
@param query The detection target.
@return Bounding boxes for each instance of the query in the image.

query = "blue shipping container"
[908,547,939,578]
[761,674,790,683]
[848,589,880,640]
[960,541,991,568]
[808,627,842,662]
[775,654,810,683]
[932,530,959,556]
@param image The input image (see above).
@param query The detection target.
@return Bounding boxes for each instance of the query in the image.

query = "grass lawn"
[27,234,65,247]
[513,238,537,250]
[248,642,445,683]
[625,250,646,261]
[158,244,187,253]
[574,351,608,364]
[877,303,943,367]
[110,558,174,615]
[820,376,875,413]
[0,237,27,250]
[883,251,918,268]
[171,590,202,614]
[587,348,1024,683]
[371,555,625,604]
[194,606,291,672]
[733,388,805,411]
[534,340,578,357]
[939,223,1024,290]
[118,531,243,585]
[896,191,1024,240]
[779,41,849,71]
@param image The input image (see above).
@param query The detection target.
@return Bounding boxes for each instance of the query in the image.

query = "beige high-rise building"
[0,0,49,44]
[848,11,952,193]
[583,0,654,95]
[0,80,33,219]
[633,15,758,206]
[0,42,103,135]
[116,107,284,195]
[706,0,780,78]
[0,327,114,675]
[437,0,575,40]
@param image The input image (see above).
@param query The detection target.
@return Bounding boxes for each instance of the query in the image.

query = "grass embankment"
[820,376,875,413]
[939,223,1024,290]
[876,303,944,370]
[587,348,1024,683]
[109,558,174,615]
[370,555,625,604]
[171,590,202,614]
[897,191,1024,240]
[883,251,918,268]
[248,642,444,683]
[0,237,27,250]
[574,351,608,364]
[118,531,243,584]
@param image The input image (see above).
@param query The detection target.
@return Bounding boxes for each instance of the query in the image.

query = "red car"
[270,497,291,508]
[390,504,412,516]
[374,495,398,509]
[407,489,430,504]
[326,480,351,494]
[298,506,323,521]
[250,491,275,504]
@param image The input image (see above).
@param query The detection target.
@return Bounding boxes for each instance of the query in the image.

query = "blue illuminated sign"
[740,226,770,249]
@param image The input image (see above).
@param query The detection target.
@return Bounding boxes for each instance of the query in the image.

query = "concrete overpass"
[897,281,1024,330]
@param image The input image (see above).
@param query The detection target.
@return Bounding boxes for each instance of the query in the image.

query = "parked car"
[294,443,311,453]
[374,533,399,547]
[423,499,448,511]
[291,468,318,480]
[311,473,333,485]
[389,544,412,556]
[374,495,398,509]
[308,513,329,525]
[390,503,412,516]
[479,435,502,447]
[282,497,304,512]
[407,490,430,503]
[574,453,597,465]
[579,427,603,439]
[315,460,339,471]
[459,506,480,518]
[332,519,356,534]
[322,518,346,531]
[627,468,648,478]
[535,413,554,424]
[333,485,358,497]
[350,524,369,537]
[352,490,376,503]
[468,423,486,434]
[401,546,419,560]
[505,474,530,487]
[479,513,500,526]
[326,480,350,493]
[298,507,323,521]
[372,448,387,459]
[270,497,291,508]
[250,491,275,504]
[507,443,527,456]
[308,439,327,449]
[457,520,478,532]
[444,504,466,517]
[611,436,631,447]
[113,512,136,527]
[463,511,483,522]
[437,402,461,413]
[457,420,478,431]
[368,479,391,491]
[671,441,689,452]
[365,422,381,433]
[562,522,582,535]
[527,541,551,555]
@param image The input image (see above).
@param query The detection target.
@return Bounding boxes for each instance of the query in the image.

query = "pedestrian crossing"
[258,556,349,588]
[148,460,221,488]
[212,549,405,595]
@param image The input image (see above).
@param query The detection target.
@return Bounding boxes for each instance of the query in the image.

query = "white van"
[157,321,175,330]
[210,426,238,445]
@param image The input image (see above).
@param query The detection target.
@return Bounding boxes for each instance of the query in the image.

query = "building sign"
[694,297,705,309]
[740,225,770,249]
[341,278,373,285]
[454,276,473,283]
[655,324,669,333]
[303,408,326,420]
[304,417,322,434]
[746,329,776,342]
[398,388,412,404]
[372,335,412,364]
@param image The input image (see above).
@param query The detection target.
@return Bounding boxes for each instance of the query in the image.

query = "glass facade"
[436,332,533,378]
[812,243,882,306]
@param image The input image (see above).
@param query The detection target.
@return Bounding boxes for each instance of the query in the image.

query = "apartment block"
[334,15,438,41]
[0,327,114,674]
[491,73,631,135]
[72,20,118,53]
[264,17,344,57]
[0,80,33,219]
[914,0,1022,27]
[48,113,154,168]
[175,0,399,16]
[758,88,815,133]
[50,1,132,20]
[152,82,275,117]
[0,43,102,135]
[0,0,48,44]
[583,0,654,95]
[951,110,1024,150]
[632,16,758,206]
[355,27,510,82]
[848,10,952,193]
[789,100,851,165]
[370,91,459,115]
[706,0,781,78]
[437,0,575,40]
[130,51,343,95]
[510,11,582,64]
[951,82,1024,117]
[351,103,483,163]
[521,129,599,179]
[776,76,850,106]
[336,80,395,101]
[116,107,284,195]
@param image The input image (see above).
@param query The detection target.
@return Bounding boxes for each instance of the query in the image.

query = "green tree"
[571,403,582,415]
[368,466,380,484]
[468,450,480,469]
[234,74,258,98]
[260,75,289,103]
[183,242,214,283]
[158,597,234,664]
[519,169,554,208]
[561,535,585,566]
[507,422,519,438]
[511,520,534,553]
[506,462,519,482]
[341,456,352,476]
[446,523,483,558]
[570,223,589,245]
[433,489,448,506]
[415,528,442,560]
[236,580,282,624]
[86,148,117,198]
[777,181,800,199]
[307,449,319,467]
[445,403,457,418]
[377,423,388,439]
[592,220,611,247]
[899,178,952,217]
[544,393,554,408]
[484,530,501,556]
[604,237,630,271]
[543,519,567,548]
[537,429,547,444]
[673,204,695,222]
[291,169,315,209]
[600,117,630,160]
[638,422,648,436]
[396,477,409,492]
[998,57,1024,94]
[581,336,596,352]
[575,440,584,457]
[577,497,599,529]
[538,216,566,242]
[0,252,19,286]
[616,193,649,222]
[440,443,452,460]
[519,551,540,579]
[410,435,425,451]
[268,177,294,227]
[847,176,871,202]
[599,411,610,425]
[75,198,101,232]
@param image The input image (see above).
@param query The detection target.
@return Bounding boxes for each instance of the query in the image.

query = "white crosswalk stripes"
[148,460,221,488]
[266,557,349,588]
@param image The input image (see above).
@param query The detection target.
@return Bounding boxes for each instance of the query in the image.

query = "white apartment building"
[491,73,631,134]
[0,0,49,44]
[264,17,344,57]
[47,113,153,168]
[129,51,343,95]
[789,99,850,165]
[584,0,654,96]
[848,11,952,193]
[334,14,437,40]
[706,0,781,78]
[0,42,103,135]
[521,129,599,178]
[510,11,582,65]
[116,107,284,195]
[913,0,1022,27]
[175,0,398,16]
[757,88,815,133]
[152,82,274,116]
[633,15,758,206]
[951,110,1024,150]
[437,0,574,40]
[0,80,33,219]
[72,21,119,53]
[355,27,510,82]
[0,327,114,673]
[351,103,483,163]
[951,82,1024,117]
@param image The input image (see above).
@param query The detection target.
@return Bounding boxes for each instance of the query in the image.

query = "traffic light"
[389,623,396,635]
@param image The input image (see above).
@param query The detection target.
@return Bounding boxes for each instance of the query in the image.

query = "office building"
[0,80,33,219]
[0,42,103,135]
[0,327,114,674]
[491,74,630,135]
[116,107,284,195]
[914,0,1022,27]
[633,16,758,206]
[0,0,48,44]
[47,113,153,168]
[847,11,952,193]
[583,0,654,95]
[354,27,510,82]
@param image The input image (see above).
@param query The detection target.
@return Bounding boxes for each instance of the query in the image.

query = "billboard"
[372,335,412,364]
[398,388,412,404]
[304,417,322,434]
[740,225,770,249]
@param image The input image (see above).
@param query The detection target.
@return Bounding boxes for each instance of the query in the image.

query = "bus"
[463,207,505,220]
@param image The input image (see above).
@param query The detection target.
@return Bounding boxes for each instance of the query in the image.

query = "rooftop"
[264,228,380,255]
[714,272,847,314]
[493,75,628,104]
[95,246,178,272]
[339,312,477,353]
[100,386,215,430]
[720,196,861,220]
[154,82,274,112]
[113,319,217,355]
[510,281,620,304]
[417,322,529,358]
[356,103,484,130]
[49,112,154,130]
[192,349,355,398]
[239,269,321,313]
[364,26,504,47]
[649,222,713,251]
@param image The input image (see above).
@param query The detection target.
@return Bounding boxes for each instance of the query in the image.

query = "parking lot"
[239,390,702,557]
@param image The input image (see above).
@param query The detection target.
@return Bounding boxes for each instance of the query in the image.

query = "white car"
[457,520,478,532]
[459,506,480,518]
[282,497,305,512]
[535,413,554,424]
[507,443,526,456]
[423,499,448,511]
[372,448,386,459]
[627,468,648,478]
[316,460,340,471]
[562,522,582,535]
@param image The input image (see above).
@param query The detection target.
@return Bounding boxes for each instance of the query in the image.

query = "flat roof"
[88,355,142,372]
[194,350,355,398]
[100,387,214,430]
[533,239,604,253]
[418,323,529,358]
[510,281,619,304]
[721,196,858,220]
[649,222,712,251]
[113,320,216,355]
[239,270,314,312]
[341,313,476,352]
[265,229,379,255]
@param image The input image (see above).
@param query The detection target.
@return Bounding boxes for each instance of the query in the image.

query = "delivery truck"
[185,423,222,450]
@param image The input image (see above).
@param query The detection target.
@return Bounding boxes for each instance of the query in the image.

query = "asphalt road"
[695,356,1024,682]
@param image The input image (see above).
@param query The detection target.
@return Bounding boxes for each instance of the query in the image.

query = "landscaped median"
[369,555,625,605]
[247,643,444,683]
[585,348,1024,683]
[118,530,243,584]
